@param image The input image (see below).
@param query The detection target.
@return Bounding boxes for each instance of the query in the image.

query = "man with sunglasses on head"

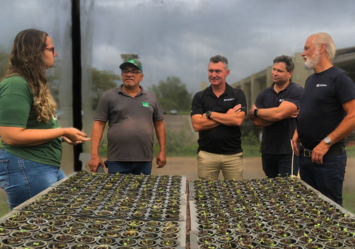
[89,59,166,175]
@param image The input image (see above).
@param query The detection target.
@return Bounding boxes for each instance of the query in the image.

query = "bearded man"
[292,33,355,206]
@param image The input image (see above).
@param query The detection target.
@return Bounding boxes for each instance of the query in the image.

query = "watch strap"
[254,108,258,117]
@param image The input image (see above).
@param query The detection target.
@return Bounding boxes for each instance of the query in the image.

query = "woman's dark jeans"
[0,148,65,209]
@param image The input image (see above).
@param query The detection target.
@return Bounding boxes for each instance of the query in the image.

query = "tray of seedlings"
[13,173,187,222]
[0,172,187,248]
[0,213,186,248]
[189,177,355,249]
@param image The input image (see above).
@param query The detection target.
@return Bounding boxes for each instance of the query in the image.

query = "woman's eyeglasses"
[42,47,55,55]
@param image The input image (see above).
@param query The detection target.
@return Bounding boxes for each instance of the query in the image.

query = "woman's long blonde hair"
[3,29,57,123]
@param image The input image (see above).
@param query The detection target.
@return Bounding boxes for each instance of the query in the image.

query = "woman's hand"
[61,136,86,145]
[64,128,91,143]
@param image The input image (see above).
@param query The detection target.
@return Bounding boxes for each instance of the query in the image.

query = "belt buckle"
[303,149,312,157]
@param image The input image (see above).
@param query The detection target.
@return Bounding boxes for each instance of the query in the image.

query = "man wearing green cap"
[89,59,166,174]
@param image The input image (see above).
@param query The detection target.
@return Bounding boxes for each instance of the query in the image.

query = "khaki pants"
[197,150,243,180]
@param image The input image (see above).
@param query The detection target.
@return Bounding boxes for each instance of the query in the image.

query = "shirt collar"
[206,82,232,97]
[271,81,292,93]
[117,84,146,97]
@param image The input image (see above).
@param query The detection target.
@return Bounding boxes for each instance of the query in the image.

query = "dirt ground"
[152,156,355,189]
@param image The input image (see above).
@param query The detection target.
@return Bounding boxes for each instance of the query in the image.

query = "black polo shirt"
[255,82,304,155]
[191,83,246,154]
[298,66,355,149]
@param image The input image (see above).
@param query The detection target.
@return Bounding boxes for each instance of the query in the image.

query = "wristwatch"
[206,110,212,119]
[324,136,333,146]
[254,108,258,117]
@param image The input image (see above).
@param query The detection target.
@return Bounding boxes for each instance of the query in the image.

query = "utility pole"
[71,0,83,171]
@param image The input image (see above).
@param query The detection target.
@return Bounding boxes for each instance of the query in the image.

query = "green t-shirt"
[0,76,62,167]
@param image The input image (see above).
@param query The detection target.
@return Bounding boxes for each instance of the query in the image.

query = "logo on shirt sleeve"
[316,84,327,87]
[142,102,149,107]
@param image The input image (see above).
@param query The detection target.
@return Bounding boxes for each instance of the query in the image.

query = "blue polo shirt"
[256,81,304,155]
[298,66,355,149]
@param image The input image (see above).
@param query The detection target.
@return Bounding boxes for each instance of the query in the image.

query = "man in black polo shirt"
[191,55,246,180]
[292,32,355,205]
[249,55,304,178]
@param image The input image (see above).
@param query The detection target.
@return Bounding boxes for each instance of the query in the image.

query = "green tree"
[91,68,121,110]
[149,76,192,111]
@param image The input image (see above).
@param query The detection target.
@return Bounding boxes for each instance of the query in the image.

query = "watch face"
[325,137,331,144]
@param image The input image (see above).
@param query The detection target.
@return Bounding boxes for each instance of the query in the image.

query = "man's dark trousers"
[262,154,299,178]
[299,150,346,206]
[107,161,153,175]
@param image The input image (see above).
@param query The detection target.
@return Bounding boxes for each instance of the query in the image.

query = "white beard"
[303,51,320,70]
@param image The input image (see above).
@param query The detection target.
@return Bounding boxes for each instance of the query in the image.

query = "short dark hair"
[209,55,228,69]
[273,55,294,72]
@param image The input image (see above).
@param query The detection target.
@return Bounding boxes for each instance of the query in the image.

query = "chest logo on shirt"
[316,84,327,87]
[279,99,284,102]
[224,98,234,101]
[142,102,149,107]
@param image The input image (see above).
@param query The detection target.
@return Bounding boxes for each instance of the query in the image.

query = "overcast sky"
[0,0,354,95]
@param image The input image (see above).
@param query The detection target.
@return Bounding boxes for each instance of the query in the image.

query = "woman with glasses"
[0,29,90,209]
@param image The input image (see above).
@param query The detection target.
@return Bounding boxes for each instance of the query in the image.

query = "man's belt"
[301,146,344,158]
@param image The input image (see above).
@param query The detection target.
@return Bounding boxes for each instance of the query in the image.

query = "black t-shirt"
[256,82,304,155]
[191,83,247,154]
[298,66,355,149]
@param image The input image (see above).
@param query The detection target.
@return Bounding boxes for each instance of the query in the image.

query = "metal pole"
[290,139,294,177]
[71,0,83,171]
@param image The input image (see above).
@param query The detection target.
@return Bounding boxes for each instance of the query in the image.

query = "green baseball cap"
[119,59,143,73]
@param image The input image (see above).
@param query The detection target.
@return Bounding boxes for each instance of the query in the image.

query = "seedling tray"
[189,177,355,249]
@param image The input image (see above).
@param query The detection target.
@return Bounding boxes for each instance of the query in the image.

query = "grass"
[0,189,10,217]
[345,146,355,157]
[153,144,198,157]
[153,144,261,158]
[343,188,355,214]
[242,145,262,158]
